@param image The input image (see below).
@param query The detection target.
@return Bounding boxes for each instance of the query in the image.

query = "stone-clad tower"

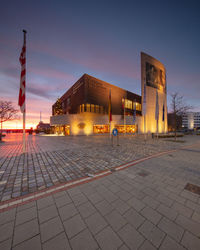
[141,52,168,133]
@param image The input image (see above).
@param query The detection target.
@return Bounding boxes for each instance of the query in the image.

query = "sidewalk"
[0,142,200,250]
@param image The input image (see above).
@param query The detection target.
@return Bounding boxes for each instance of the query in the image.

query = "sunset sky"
[0,0,200,129]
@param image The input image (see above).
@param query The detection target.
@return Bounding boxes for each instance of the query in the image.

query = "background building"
[182,112,200,129]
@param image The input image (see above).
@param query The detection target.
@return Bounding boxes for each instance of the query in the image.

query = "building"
[36,121,51,132]
[50,52,168,135]
[182,112,200,129]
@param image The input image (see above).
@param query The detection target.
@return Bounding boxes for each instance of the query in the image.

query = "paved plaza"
[0,134,200,250]
[0,134,200,202]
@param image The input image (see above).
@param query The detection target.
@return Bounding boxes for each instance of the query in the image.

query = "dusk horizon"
[1,0,200,129]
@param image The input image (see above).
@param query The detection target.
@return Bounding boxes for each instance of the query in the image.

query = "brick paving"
[0,134,199,202]
[0,137,200,250]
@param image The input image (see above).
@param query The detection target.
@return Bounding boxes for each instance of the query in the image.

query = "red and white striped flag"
[18,31,26,113]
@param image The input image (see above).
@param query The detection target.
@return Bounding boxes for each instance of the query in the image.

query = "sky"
[0,0,200,129]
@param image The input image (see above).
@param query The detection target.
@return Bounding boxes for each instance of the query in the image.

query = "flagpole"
[23,30,26,153]
[124,97,125,136]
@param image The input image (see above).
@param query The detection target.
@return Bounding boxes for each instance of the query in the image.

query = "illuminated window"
[125,99,132,109]
[82,104,85,112]
[93,125,109,133]
[115,125,137,133]
[95,105,99,113]
[91,104,94,113]
[86,104,90,112]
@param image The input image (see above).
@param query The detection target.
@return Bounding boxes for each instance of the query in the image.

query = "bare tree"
[170,92,192,140]
[0,101,18,140]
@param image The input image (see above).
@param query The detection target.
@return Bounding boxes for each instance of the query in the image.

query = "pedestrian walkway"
[0,134,199,202]
[0,140,200,250]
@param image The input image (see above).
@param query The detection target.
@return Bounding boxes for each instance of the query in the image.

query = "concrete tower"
[141,52,168,133]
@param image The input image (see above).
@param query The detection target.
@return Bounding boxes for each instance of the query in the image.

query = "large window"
[93,125,109,133]
[123,98,141,111]
[79,104,105,114]
[115,125,137,133]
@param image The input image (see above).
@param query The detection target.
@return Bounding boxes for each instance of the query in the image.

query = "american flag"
[18,31,26,113]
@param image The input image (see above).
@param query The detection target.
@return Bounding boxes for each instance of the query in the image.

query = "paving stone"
[42,232,71,250]
[58,203,78,221]
[123,208,145,229]
[159,236,185,250]
[140,206,162,225]
[168,193,186,205]
[131,188,146,200]
[67,187,82,197]
[181,190,199,203]
[105,210,127,231]
[172,201,193,218]
[71,192,88,206]
[78,201,97,218]
[138,240,157,250]
[0,207,16,225]
[142,195,160,209]
[101,191,118,203]
[139,220,165,248]
[192,211,200,223]
[16,206,37,226]
[85,212,108,235]
[158,217,184,242]
[38,204,58,224]
[13,235,42,250]
[181,230,200,250]
[17,201,36,212]
[40,216,64,243]
[70,228,98,250]
[111,199,130,215]
[37,196,55,210]
[156,194,173,207]
[118,223,144,250]
[95,200,114,216]
[175,214,200,237]
[185,199,200,214]
[13,219,39,246]
[87,192,104,204]
[143,187,159,198]
[64,214,86,238]
[117,190,132,201]
[127,196,146,211]
[54,193,72,208]
[108,184,122,193]
[118,244,130,250]
[157,204,178,221]
[95,226,123,250]
[0,237,12,250]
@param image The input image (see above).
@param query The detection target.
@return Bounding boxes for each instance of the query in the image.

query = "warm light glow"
[84,121,93,135]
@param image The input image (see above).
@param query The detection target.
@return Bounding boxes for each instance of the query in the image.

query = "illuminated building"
[182,112,200,129]
[50,52,168,135]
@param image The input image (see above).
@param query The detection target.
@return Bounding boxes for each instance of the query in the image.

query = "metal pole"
[22,29,27,153]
